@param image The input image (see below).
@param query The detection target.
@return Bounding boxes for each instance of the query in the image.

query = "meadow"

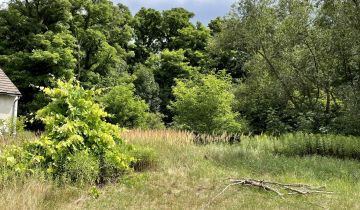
[1,130,360,210]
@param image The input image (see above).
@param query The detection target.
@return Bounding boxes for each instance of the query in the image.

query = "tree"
[132,8,164,63]
[69,0,134,87]
[133,64,161,112]
[161,8,194,50]
[170,73,247,134]
[146,49,198,122]
[172,22,211,66]
[215,0,354,134]
[205,17,248,78]
[0,0,77,115]
[0,0,135,119]
[208,17,224,35]
[132,7,205,65]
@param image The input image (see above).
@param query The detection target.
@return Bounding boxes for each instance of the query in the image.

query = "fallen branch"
[230,179,284,197]
[228,178,333,195]
[205,178,334,208]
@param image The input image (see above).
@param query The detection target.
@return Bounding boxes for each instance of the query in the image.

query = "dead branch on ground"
[205,178,334,208]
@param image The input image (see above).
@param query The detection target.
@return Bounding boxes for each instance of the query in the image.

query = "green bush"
[101,84,150,128]
[170,73,248,134]
[0,79,135,185]
[143,112,165,129]
[273,133,360,160]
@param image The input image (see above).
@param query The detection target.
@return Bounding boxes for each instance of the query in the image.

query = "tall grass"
[0,131,37,148]
[2,130,360,209]
[273,133,360,160]
[122,129,246,145]
[87,129,360,210]
[121,129,194,146]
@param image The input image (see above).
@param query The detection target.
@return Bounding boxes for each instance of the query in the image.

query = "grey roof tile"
[0,68,21,96]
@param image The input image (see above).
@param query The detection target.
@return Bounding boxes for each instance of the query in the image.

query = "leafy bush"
[170,73,248,134]
[101,84,151,128]
[143,112,165,129]
[273,133,360,160]
[0,79,135,185]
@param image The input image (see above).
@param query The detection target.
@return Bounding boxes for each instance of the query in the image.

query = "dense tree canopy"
[0,0,360,135]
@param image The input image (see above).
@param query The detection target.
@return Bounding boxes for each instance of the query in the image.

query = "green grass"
[1,130,360,209]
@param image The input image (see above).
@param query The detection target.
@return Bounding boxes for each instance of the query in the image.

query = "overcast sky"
[0,0,236,24]
[115,0,235,24]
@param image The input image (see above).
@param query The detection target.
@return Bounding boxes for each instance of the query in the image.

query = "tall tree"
[0,0,134,117]
[69,0,134,87]
[146,49,198,122]
[215,0,351,133]
[0,0,77,114]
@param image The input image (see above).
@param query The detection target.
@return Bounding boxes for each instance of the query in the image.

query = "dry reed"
[121,129,244,145]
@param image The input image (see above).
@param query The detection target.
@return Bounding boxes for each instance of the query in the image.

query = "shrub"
[143,112,165,129]
[170,73,248,134]
[0,79,135,185]
[101,84,150,128]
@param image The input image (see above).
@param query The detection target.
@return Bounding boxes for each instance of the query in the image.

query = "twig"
[204,182,243,209]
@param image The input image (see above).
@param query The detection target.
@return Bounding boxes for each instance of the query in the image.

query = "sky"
[0,0,236,24]
[115,0,235,24]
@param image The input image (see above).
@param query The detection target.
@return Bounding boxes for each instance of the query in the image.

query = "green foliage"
[0,145,30,180]
[0,0,134,116]
[161,8,194,46]
[147,49,198,121]
[132,8,164,63]
[273,133,360,160]
[70,0,134,88]
[213,0,360,135]
[128,146,158,172]
[170,73,247,134]
[208,17,224,35]
[133,64,161,112]
[101,84,150,128]
[0,116,26,135]
[143,112,165,130]
[132,7,208,65]
[89,186,101,199]
[173,22,210,66]
[1,80,134,184]
[1,0,360,137]
[64,150,99,185]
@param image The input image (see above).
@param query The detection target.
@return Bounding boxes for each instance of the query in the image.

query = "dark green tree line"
[1,0,360,135]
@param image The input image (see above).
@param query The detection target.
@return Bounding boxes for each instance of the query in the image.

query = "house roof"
[0,68,21,96]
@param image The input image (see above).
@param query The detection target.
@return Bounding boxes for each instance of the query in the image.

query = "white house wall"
[0,94,16,121]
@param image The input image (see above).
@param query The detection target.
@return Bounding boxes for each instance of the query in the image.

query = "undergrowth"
[273,133,360,160]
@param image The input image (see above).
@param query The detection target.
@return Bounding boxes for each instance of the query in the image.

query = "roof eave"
[0,92,22,97]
